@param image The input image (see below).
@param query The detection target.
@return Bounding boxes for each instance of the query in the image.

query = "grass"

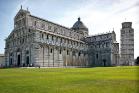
[0,66,139,93]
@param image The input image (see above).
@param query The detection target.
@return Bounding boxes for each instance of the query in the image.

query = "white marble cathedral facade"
[5,7,120,67]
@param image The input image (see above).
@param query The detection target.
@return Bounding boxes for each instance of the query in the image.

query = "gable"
[14,9,30,20]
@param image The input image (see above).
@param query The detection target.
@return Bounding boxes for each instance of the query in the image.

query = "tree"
[135,56,139,65]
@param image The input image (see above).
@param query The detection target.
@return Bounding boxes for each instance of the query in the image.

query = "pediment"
[14,9,30,20]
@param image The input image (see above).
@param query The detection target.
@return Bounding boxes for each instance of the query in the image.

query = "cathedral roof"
[72,17,88,31]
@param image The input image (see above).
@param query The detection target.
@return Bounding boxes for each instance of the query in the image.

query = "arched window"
[96,54,98,59]
[26,50,29,54]
[78,52,81,56]
[67,50,69,55]
[59,49,61,54]
[60,38,62,43]
[42,33,44,39]
[50,48,53,53]
[47,34,49,39]
[34,21,37,26]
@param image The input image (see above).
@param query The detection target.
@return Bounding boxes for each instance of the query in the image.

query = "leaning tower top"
[122,22,132,28]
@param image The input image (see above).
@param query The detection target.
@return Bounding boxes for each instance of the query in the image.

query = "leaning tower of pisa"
[120,22,134,65]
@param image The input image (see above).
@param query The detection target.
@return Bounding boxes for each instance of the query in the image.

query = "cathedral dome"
[72,17,88,31]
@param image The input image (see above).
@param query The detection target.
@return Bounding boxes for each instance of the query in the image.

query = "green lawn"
[0,66,139,93]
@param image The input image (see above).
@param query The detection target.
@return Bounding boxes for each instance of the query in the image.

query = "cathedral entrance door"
[17,54,21,66]
[103,59,106,67]
[26,56,29,66]
[10,58,13,65]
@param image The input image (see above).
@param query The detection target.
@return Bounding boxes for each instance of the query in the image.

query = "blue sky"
[0,0,139,58]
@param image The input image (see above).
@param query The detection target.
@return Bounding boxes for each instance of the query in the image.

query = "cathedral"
[5,7,121,67]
